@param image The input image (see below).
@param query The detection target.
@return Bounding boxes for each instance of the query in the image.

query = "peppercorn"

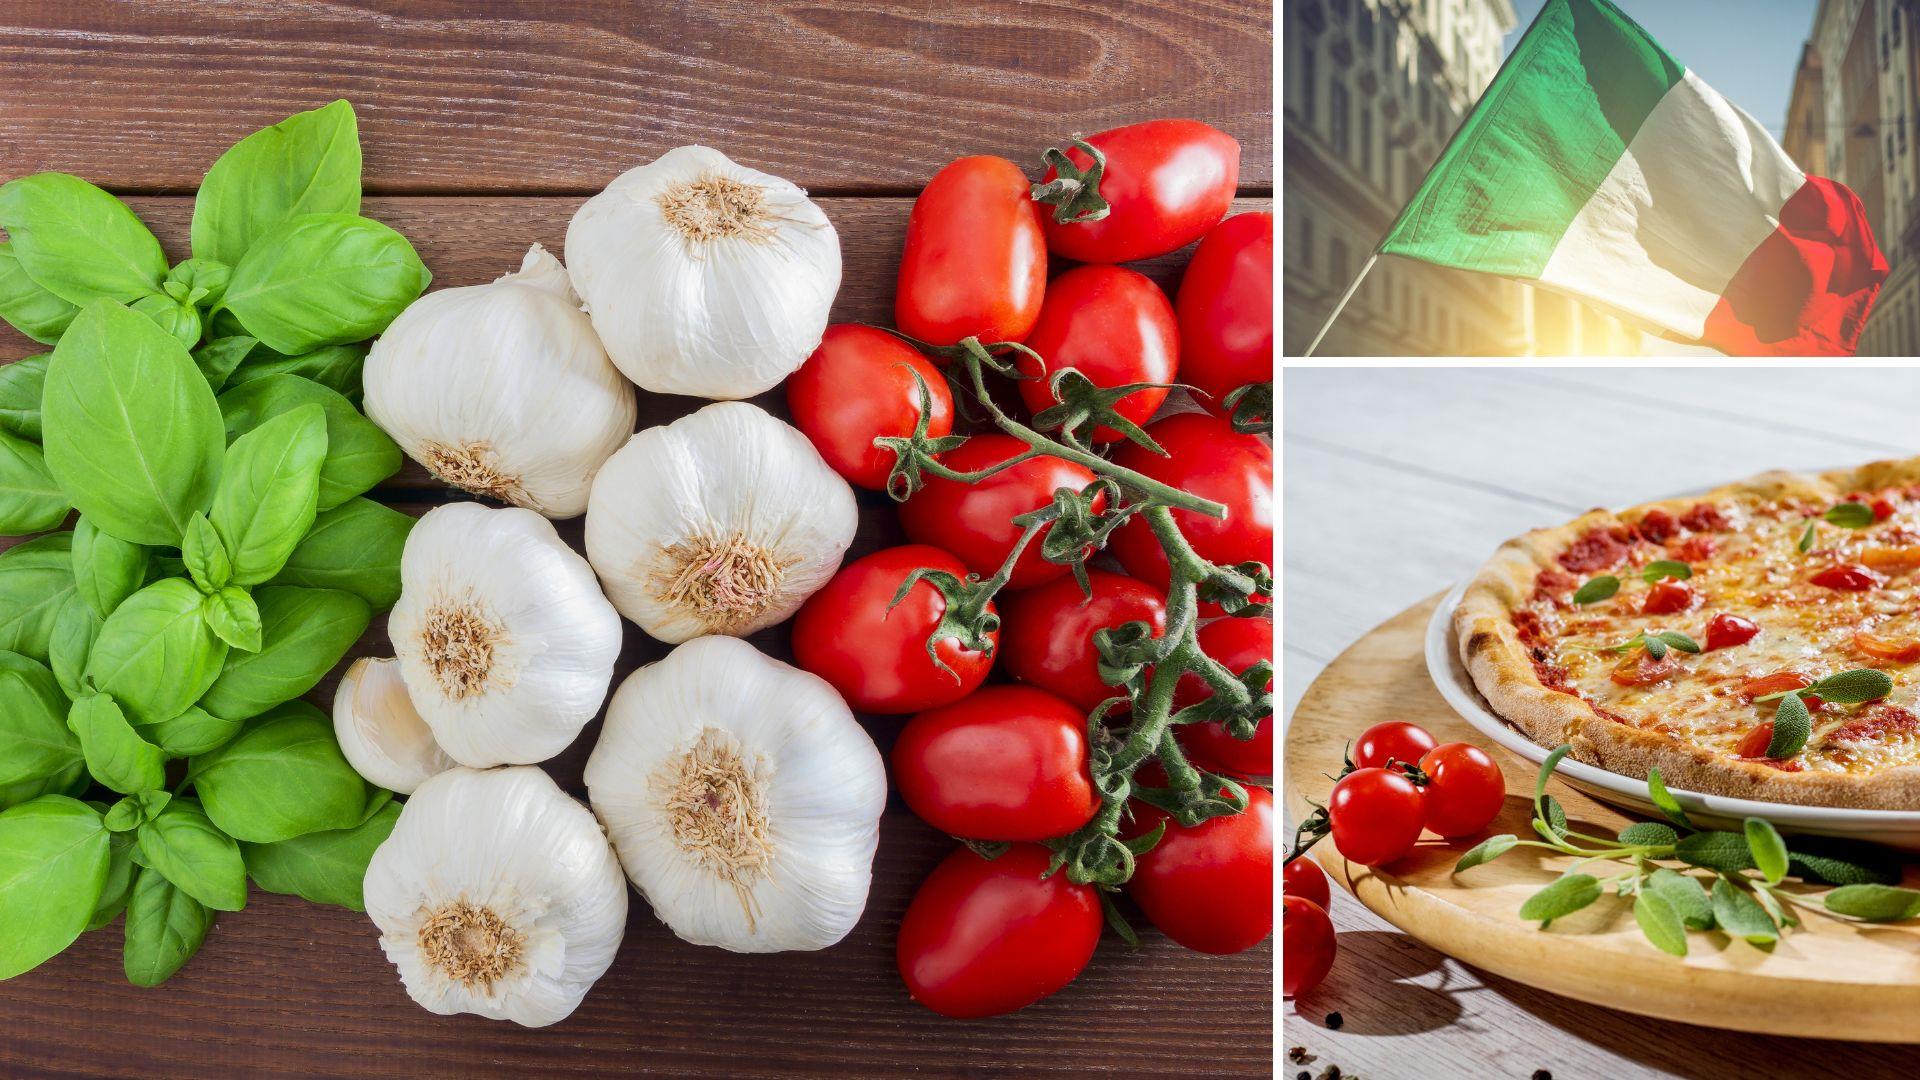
[1533,1071,1553,1080]
[1324,1010,1344,1030]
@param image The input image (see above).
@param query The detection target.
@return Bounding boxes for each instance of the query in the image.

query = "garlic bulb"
[565,146,841,399]
[332,657,457,795]
[390,503,623,767]
[364,244,636,518]
[584,401,856,643]
[583,635,885,953]
[364,766,628,1027]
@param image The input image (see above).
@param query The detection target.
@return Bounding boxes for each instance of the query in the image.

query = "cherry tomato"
[1108,413,1272,611]
[1854,630,1920,663]
[1737,721,1776,759]
[1173,617,1273,776]
[1416,743,1506,838]
[791,545,996,714]
[1283,856,1332,911]
[1282,896,1336,998]
[1176,212,1272,412]
[1610,651,1679,686]
[1704,613,1760,651]
[899,433,1102,589]
[1125,786,1273,955]
[896,155,1048,346]
[1327,767,1424,867]
[1740,670,1812,700]
[1037,119,1241,264]
[893,685,1099,841]
[788,324,954,491]
[1015,266,1178,444]
[1811,563,1882,591]
[999,569,1166,712]
[1873,497,1898,521]
[1351,720,1438,771]
[897,843,1102,1018]
[1641,580,1696,615]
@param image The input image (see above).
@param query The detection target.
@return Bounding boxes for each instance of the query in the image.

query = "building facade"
[1283,0,1643,356]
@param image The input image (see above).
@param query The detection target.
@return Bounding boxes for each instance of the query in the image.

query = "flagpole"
[1302,253,1378,358]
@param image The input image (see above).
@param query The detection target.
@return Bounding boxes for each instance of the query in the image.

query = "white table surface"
[1280,366,1920,1079]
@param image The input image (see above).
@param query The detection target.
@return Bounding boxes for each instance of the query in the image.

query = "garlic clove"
[332,657,458,795]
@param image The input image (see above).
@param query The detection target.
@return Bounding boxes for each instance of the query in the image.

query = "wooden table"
[1282,367,1920,1078]
[0,4,1273,1075]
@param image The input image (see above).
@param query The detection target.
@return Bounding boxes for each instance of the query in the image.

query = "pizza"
[1455,458,1920,810]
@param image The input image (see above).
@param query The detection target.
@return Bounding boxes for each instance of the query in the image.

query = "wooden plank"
[0,0,1273,195]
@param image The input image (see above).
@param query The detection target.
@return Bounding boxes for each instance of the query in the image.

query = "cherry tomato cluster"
[1326,722,1506,867]
[782,118,1273,1019]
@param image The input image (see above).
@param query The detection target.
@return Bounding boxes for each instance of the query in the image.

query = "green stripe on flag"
[1379,0,1684,277]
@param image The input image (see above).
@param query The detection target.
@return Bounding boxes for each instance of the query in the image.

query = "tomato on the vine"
[1173,617,1273,777]
[1036,119,1241,264]
[999,568,1167,712]
[1107,413,1272,606]
[1416,742,1506,838]
[1124,785,1272,955]
[1351,720,1437,771]
[1176,212,1272,412]
[788,324,954,490]
[1283,856,1332,911]
[897,843,1102,1018]
[791,545,996,714]
[1328,767,1423,866]
[893,685,1099,841]
[1015,265,1178,444]
[896,155,1048,346]
[898,433,1102,589]
[1282,896,1336,998]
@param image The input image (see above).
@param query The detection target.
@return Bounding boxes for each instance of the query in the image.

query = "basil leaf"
[1674,830,1757,875]
[134,704,244,759]
[223,213,429,355]
[0,353,49,439]
[1641,560,1691,582]
[0,430,69,534]
[0,173,166,306]
[41,300,224,546]
[1810,667,1894,705]
[1518,872,1601,925]
[88,829,137,930]
[219,375,401,509]
[122,866,214,987]
[1571,575,1619,604]
[104,790,170,833]
[1744,817,1789,885]
[0,760,85,813]
[1644,868,1713,930]
[1453,833,1517,873]
[72,516,149,620]
[135,799,247,912]
[84,577,230,727]
[129,291,203,350]
[197,586,368,721]
[1824,883,1920,921]
[181,512,233,593]
[192,335,257,393]
[191,100,361,267]
[1616,821,1679,848]
[66,692,166,795]
[0,649,80,787]
[1825,502,1877,529]
[268,497,413,609]
[1711,877,1778,944]
[1633,887,1689,956]
[226,343,366,402]
[0,531,75,661]
[1767,692,1812,759]
[0,243,79,344]
[210,402,328,585]
[1645,767,1692,830]
[190,702,369,842]
[202,586,262,652]
[242,800,398,911]
[0,795,110,979]
[47,593,100,700]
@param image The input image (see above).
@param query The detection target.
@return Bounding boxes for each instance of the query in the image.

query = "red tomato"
[1015,266,1178,444]
[1704,613,1760,651]
[1173,617,1273,776]
[898,434,1102,589]
[1811,563,1882,591]
[1873,497,1897,521]
[1282,896,1336,998]
[1351,720,1437,771]
[791,545,996,714]
[1176,212,1272,412]
[1416,743,1506,838]
[1327,767,1424,867]
[1125,785,1273,955]
[1641,581,1696,615]
[897,843,1102,1018]
[893,685,1099,841]
[1737,722,1776,759]
[1741,671,1812,700]
[1854,630,1920,663]
[999,569,1167,712]
[1108,414,1273,609]
[1610,651,1679,686]
[1037,119,1241,264]
[896,156,1048,346]
[788,324,954,491]
[1283,856,1332,911]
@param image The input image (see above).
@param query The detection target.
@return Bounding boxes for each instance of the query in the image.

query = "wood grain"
[0,0,1273,195]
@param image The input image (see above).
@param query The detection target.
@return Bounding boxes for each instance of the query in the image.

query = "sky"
[1505,0,1816,138]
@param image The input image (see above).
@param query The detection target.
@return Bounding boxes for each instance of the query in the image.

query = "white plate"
[1424,580,1920,850]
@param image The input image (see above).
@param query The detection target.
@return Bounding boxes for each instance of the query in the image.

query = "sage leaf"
[1453,833,1518,872]
[88,829,137,931]
[0,531,75,662]
[1768,692,1812,759]
[1752,882,1800,929]
[0,173,166,306]
[191,99,361,267]
[1824,883,1920,921]
[1810,668,1895,705]
[192,335,257,393]
[1617,821,1679,848]
[268,496,412,609]
[1572,575,1618,604]
[0,795,110,979]
[1645,767,1693,831]
[134,704,244,759]
[223,213,429,355]
[84,577,230,727]
[190,702,369,843]
[210,402,328,584]
[122,866,213,987]
[66,692,165,795]
[0,649,80,787]
[0,244,78,344]
[1633,887,1689,956]
[1536,743,1572,807]
[135,799,247,912]
[0,430,69,534]
[1518,872,1601,924]
[1641,560,1692,582]
[1745,818,1790,885]
[71,516,149,620]
[242,800,398,911]
[0,353,49,439]
[182,511,233,593]
[1674,830,1757,875]
[1645,868,1713,930]
[226,343,366,402]
[197,586,368,721]
[1540,793,1568,837]
[1825,502,1877,529]
[1788,839,1904,886]
[1711,876,1779,944]
[219,374,401,509]
[47,593,100,700]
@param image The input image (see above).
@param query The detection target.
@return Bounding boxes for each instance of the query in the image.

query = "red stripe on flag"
[1700,176,1887,356]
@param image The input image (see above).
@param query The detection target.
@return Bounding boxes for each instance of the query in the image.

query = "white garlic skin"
[583,401,856,643]
[390,503,623,767]
[332,657,458,795]
[583,635,885,953]
[364,244,636,518]
[364,766,628,1027]
[564,145,842,399]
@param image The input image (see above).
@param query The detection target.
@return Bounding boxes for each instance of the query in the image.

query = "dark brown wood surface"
[0,3,1273,1075]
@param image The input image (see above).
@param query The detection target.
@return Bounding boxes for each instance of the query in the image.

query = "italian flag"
[1380,0,1887,356]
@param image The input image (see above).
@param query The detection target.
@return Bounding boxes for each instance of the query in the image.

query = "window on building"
[1883,31,1891,69]
[1898,5,1905,46]
[1301,39,1317,126]
[1331,82,1351,158]
[1420,83,1431,128]
[1331,237,1350,291]
[1357,6,1373,50]
[1331,0,1349,20]
[1889,132,1897,167]
[1360,104,1374,179]
[1902,113,1909,155]
[1298,215,1315,274]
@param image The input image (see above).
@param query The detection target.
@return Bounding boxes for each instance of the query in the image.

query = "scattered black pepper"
[1533,1071,1552,1080]
[1288,1047,1311,1064]
[1296,1072,1310,1080]
[1324,1010,1344,1030]
[1320,1067,1343,1080]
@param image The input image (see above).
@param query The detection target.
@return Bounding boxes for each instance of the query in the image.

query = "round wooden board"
[1285,594,1920,1043]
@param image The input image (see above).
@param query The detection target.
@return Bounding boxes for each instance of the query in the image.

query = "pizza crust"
[1456,458,1920,810]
